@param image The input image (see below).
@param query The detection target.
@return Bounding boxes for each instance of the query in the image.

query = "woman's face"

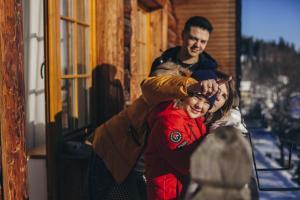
[208,84,228,113]
[182,96,210,118]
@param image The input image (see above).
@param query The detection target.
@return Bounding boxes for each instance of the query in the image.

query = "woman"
[205,71,247,133]
[205,73,259,200]
[145,90,215,200]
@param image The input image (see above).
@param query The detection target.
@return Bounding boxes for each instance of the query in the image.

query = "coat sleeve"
[140,75,198,106]
[150,116,200,175]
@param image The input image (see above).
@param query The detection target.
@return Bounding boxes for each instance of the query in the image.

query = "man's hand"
[215,76,232,101]
[187,79,218,97]
[200,79,218,96]
[187,76,232,98]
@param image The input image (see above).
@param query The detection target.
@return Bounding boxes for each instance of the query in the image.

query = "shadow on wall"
[91,64,125,127]
[48,64,125,200]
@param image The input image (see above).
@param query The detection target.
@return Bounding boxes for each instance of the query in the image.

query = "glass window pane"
[77,78,90,127]
[61,79,77,130]
[61,78,90,131]
[61,0,74,17]
[76,0,89,22]
[77,25,89,74]
[60,21,74,75]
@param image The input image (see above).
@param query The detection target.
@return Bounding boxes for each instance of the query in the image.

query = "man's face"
[182,26,210,58]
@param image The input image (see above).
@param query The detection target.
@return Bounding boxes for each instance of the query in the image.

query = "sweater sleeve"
[140,75,198,106]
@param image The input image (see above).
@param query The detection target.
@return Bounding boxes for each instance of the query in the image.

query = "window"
[47,0,95,133]
[60,0,92,130]
[134,6,167,96]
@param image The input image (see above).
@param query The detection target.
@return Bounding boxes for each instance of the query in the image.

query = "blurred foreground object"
[188,126,252,200]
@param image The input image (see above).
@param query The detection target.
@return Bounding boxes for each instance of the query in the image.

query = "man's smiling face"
[182,26,210,58]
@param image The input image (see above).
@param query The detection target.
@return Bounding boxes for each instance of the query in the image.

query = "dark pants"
[87,151,146,200]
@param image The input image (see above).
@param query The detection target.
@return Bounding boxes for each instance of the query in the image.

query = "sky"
[242,0,300,52]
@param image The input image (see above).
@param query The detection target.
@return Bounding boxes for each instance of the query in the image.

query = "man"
[151,16,219,95]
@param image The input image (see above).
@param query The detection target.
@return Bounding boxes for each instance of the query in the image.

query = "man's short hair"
[183,16,213,33]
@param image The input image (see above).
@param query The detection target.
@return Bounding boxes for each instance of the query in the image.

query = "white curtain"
[24,0,46,150]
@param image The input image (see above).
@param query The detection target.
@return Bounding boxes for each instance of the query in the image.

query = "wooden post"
[0,0,28,199]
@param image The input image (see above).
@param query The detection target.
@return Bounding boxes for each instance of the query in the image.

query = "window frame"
[47,0,95,129]
[45,0,95,198]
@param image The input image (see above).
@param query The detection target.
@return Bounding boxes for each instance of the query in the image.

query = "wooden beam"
[138,0,166,11]
[0,0,28,199]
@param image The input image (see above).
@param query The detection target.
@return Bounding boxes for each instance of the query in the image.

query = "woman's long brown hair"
[205,71,239,127]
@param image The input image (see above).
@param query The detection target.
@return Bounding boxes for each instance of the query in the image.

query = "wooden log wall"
[95,0,124,83]
[174,0,238,76]
[125,0,179,101]
[124,0,135,101]
[0,0,28,199]
[167,0,179,47]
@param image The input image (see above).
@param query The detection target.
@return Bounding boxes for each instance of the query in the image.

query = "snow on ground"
[249,128,300,200]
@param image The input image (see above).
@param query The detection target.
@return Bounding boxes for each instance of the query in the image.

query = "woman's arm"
[140,75,198,106]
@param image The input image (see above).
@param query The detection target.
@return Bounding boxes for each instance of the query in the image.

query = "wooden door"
[135,5,168,95]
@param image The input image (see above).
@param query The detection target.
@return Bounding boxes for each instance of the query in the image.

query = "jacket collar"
[162,46,218,70]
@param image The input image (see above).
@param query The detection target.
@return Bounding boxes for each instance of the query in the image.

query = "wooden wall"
[126,0,179,101]
[95,0,125,83]
[167,0,179,47]
[173,0,238,76]
[0,0,28,199]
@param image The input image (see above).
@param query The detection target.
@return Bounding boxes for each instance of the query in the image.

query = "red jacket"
[145,101,207,200]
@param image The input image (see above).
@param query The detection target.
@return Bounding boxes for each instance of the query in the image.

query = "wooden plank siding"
[0,0,28,199]
[174,0,238,77]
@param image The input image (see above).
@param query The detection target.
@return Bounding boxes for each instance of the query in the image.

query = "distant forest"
[241,36,300,93]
